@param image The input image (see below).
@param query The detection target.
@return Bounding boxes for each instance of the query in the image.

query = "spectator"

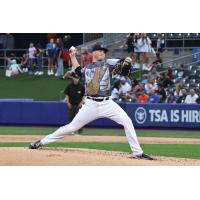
[125,33,135,61]
[35,43,43,75]
[137,33,152,70]
[156,33,165,53]
[131,79,140,94]
[157,84,166,103]
[63,35,72,67]
[177,64,186,78]
[5,59,22,77]
[148,66,160,79]
[81,48,93,67]
[166,66,173,79]
[184,89,199,104]
[46,38,56,75]
[141,74,148,83]
[137,90,149,103]
[145,78,157,94]
[64,72,85,134]
[176,89,187,103]
[63,35,72,49]
[55,38,64,77]
[157,73,165,86]
[119,77,131,94]
[126,79,140,102]
[148,89,161,103]
[196,95,200,104]
[20,53,28,72]
[174,84,183,97]
[111,81,121,101]
[162,74,173,88]
[133,33,141,68]
[139,79,147,90]
[149,53,163,69]
[165,91,176,103]
[28,42,36,75]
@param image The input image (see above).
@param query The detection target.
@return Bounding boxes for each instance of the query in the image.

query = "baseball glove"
[112,57,132,76]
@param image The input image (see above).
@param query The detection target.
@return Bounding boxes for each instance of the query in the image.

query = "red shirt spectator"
[149,53,163,69]
[81,48,93,67]
[137,91,149,103]
[166,66,173,79]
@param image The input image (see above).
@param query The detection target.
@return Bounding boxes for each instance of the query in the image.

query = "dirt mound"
[1,147,200,166]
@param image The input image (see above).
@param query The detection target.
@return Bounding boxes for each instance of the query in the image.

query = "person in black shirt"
[64,72,85,134]
[125,33,135,61]
[157,84,167,103]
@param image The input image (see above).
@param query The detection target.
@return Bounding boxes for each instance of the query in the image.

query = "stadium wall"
[0,101,200,129]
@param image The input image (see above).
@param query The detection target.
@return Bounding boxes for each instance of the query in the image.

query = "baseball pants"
[41,98,143,156]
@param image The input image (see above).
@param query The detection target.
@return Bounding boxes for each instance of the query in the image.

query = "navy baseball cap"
[92,43,108,53]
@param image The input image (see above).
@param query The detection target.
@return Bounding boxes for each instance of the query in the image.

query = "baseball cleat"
[134,153,154,160]
[28,140,42,149]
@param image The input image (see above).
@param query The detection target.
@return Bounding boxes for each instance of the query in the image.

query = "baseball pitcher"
[29,43,154,160]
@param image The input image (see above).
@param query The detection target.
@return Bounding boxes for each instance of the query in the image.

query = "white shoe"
[48,70,51,76]
[25,68,28,72]
[5,70,12,77]
[55,73,59,77]
[34,71,39,75]
[50,70,54,75]
[38,71,44,75]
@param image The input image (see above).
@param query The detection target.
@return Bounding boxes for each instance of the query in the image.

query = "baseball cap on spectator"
[92,43,108,53]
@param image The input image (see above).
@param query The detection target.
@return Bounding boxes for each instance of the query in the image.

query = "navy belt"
[87,96,109,102]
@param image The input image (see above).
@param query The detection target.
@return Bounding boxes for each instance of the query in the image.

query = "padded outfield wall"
[0,100,200,129]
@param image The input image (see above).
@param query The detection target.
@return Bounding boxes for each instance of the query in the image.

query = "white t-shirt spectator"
[145,82,157,94]
[174,90,183,97]
[184,94,199,104]
[29,47,36,58]
[137,37,152,53]
[111,88,120,100]
[120,82,131,94]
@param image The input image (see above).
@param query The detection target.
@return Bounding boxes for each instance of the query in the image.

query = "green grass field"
[1,126,200,159]
[0,69,70,100]
[1,126,200,138]
[0,68,141,101]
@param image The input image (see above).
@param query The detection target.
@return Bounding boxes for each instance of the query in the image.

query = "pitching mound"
[1,147,200,166]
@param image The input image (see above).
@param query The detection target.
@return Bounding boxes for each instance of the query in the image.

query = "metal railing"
[0,49,82,68]
[1,47,200,69]
[82,33,200,49]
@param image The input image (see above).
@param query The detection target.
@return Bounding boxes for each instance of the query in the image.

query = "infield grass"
[1,126,200,138]
[0,142,200,160]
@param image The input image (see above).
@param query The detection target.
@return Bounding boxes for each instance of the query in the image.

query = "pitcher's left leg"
[101,99,143,156]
